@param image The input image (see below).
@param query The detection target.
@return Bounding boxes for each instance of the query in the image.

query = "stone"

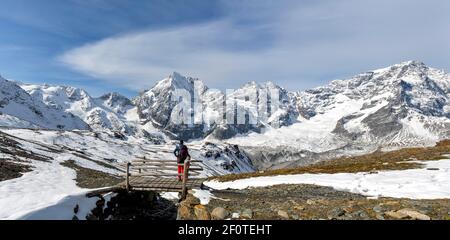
[211,207,229,220]
[178,205,194,220]
[375,214,385,220]
[73,204,79,214]
[194,205,211,220]
[358,211,369,219]
[183,195,201,206]
[385,209,431,220]
[277,210,289,219]
[85,214,99,220]
[327,208,346,219]
[397,209,431,220]
[241,209,253,219]
[426,168,440,171]
[372,205,382,213]
[291,214,300,220]
[231,212,240,219]
[385,210,409,219]
[306,199,315,205]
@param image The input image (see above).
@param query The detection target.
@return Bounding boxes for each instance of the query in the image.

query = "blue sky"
[1,0,450,97]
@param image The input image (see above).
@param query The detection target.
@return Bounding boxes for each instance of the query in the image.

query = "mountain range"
[1,61,449,167]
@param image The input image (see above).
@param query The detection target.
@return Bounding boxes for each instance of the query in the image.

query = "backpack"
[179,145,189,161]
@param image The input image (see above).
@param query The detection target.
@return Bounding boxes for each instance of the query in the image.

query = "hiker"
[173,140,191,181]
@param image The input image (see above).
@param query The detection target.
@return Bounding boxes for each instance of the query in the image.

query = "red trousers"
[178,165,184,181]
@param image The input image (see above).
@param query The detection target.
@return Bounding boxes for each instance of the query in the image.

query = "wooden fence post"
[181,160,190,200]
[126,162,131,191]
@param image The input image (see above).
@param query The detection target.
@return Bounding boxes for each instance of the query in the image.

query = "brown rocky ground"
[180,184,450,220]
[195,140,450,220]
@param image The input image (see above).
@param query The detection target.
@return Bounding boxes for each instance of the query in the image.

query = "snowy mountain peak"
[98,92,134,114]
[99,92,132,105]
[262,81,279,88]
[0,78,89,130]
[239,80,282,91]
[145,72,206,97]
[169,71,200,88]
[169,71,186,80]
[395,60,426,68]
[242,81,259,88]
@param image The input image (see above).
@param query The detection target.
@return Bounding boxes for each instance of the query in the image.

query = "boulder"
[183,194,201,206]
[178,204,194,220]
[277,210,289,219]
[211,207,229,220]
[194,205,211,220]
[241,209,253,219]
[397,209,431,220]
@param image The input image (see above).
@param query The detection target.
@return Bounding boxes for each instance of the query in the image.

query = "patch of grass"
[212,139,450,182]
[0,159,31,181]
[61,160,123,189]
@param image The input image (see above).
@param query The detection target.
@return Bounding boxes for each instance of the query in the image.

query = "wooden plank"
[131,165,178,170]
[133,158,203,163]
[129,163,203,169]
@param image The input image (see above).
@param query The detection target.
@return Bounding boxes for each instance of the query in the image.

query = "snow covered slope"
[228,61,450,168]
[205,157,450,200]
[0,76,89,130]
[20,84,136,134]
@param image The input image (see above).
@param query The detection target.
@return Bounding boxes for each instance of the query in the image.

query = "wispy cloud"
[59,0,450,91]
